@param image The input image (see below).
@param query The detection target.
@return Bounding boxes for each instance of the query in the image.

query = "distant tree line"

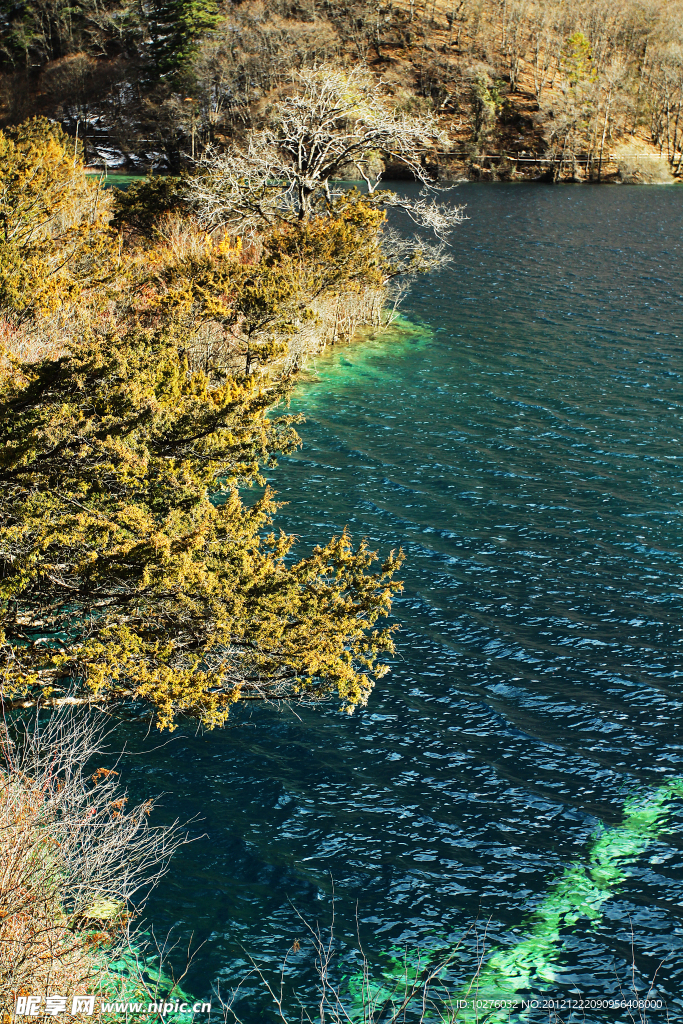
[0,0,681,177]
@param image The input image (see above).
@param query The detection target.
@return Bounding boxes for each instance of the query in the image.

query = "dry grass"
[0,317,70,364]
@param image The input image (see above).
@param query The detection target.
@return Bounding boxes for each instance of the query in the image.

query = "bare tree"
[537,78,596,181]
[594,56,627,180]
[190,9,343,144]
[527,0,563,106]
[187,64,463,235]
[445,1,469,52]
[645,36,683,166]
[0,712,188,1012]
[213,898,674,1024]
[499,0,527,93]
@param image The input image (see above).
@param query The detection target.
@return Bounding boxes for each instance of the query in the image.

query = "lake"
[120,182,683,1022]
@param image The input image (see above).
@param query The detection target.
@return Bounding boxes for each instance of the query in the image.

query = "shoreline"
[88,166,681,187]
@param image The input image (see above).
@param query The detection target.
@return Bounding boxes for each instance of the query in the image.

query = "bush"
[0,714,185,1016]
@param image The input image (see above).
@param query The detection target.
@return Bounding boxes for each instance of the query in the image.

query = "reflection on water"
[119,184,683,1022]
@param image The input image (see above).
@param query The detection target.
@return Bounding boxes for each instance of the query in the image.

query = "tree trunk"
[597,84,612,183]
[555,132,569,183]
[588,102,600,179]
[671,99,682,167]
[631,42,648,134]
[298,184,309,221]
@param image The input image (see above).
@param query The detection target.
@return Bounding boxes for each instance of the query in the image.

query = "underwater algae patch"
[344,779,683,1021]
[96,935,198,1022]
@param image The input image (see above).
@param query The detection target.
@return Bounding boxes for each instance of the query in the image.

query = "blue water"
[120,184,683,1021]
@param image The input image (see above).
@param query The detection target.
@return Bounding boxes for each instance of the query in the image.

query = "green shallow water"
[118,183,683,1022]
[86,173,148,188]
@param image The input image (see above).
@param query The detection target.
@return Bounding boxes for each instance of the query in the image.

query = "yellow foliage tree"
[140,191,387,374]
[0,327,402,729]
[0,119,404,730]
[0,118,113,323]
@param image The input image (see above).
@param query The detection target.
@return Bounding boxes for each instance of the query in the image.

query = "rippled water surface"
[122,184,683,1021]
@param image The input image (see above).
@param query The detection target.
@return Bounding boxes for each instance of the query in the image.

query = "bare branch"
[188,64,454,229]
[0,711,190,1010]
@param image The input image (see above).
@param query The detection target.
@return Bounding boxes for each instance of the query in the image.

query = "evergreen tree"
[561,32,596,86]
[0,328,402,729]
[148,0,219,79]
[0,120,403,729]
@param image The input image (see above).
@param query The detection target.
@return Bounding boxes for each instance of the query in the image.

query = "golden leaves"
[0,119,116,325]
[0,129,402,728]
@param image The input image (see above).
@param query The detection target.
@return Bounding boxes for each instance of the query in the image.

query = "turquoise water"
[119,184,683,1021]
[86,173,148,188]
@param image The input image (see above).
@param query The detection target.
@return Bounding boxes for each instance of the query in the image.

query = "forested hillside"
[1,0,682,180]
[0,0,681,178]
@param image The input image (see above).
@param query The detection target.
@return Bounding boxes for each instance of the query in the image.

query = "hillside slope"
[1,0,681,181]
